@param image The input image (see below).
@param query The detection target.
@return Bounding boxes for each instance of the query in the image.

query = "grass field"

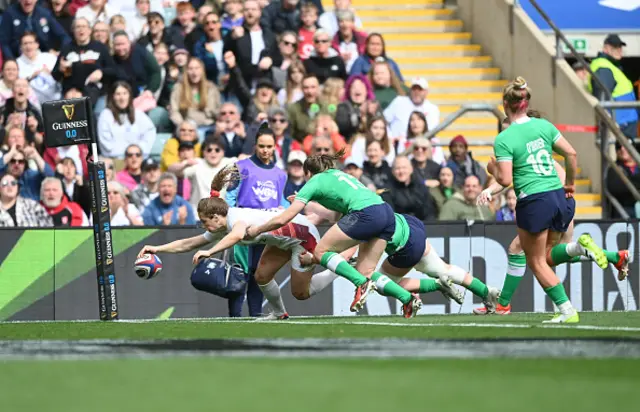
[2,312,640,412]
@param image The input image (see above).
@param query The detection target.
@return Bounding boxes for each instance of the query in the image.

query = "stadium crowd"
[0,0,516,228]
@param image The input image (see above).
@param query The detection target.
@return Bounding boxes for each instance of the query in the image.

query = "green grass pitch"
[1,312,640,412]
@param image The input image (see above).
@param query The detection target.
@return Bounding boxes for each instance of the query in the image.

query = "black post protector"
[42,97,119,320]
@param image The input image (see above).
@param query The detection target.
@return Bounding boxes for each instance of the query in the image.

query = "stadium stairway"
[322,0,601,218]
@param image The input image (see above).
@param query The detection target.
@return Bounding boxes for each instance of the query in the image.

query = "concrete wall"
[458,0,602,191]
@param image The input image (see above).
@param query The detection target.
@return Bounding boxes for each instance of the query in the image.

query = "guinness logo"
[62,104,75,121]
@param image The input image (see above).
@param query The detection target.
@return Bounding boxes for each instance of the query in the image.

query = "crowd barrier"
[0,220,637,321]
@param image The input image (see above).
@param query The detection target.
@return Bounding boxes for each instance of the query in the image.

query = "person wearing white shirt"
[183,139,237,209]
[17,32,61,105]
[384,77,440,140]
[98,81,157,158]
[107,181,144,226]
[318,0,362,37]
[76,0,120,27]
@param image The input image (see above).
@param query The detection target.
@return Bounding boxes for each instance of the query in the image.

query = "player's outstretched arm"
[246,200,306,238]
[138,235,210,258]
[192,222,248,264]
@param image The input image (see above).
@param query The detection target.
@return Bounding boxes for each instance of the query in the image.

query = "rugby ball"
[134,253,163,279]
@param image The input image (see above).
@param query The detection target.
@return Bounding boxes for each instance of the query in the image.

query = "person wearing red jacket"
[40,177,89,227]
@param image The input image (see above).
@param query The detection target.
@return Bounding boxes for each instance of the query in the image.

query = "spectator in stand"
[268,107,297,167]
[221,0,244,38]
[225,125,287,318]
[439,175,493,221]
[429,166,456,214]
[1,128,29,159]
[446,134,487,188]
[130,157,160,212]
[205,102,253,158]
[91,21,111,50]
[183,138,237,209]
[349,115,394,167]
[193,11,225,85]
[109,15,128,37]
[0,172,53,227]
[0,60,40,109]
[76,0,119,27]
[17,32,62,104]
[310,135,334,158]
[362,139,392,191]
[172,1,197,39]
[169,56,220,140]
[287,73,327,142]
[40,176,89,226]
[298,2,319,60]
[115,143,144,191]
[606,141,640,218]
[97,81,156,159]
[335,74,376,140]
[44,0,74,46]
[331,9,366,73]
[112,31,161,97]
[382,155,436,221]
[137,12,184,54]
[185,4,214,54]
[276,60,305,106]
[384,77,439,140]
[350,33,402,81]
[572,61,589,89]
[368,58,407,111]
[283,149,306,199]
[343,156,375,190]
[320,77,344,109]
[141,172,196,225]
[226,53,279,125]
[496,187,517,222]
[222,0,282,92]
[161,120,202,171]
[272,31,299,89]
[153,43,176,106]
[396,111,445,164]
[100,156,115,181]
[128,0,154,42]
[0,0,71,60]
[0,79,44,147]
[107,180,144,226]
[589,34,638,140]
[166,140,197,201]
[261,0,301,36]
[409,137,441,188]
[319,0,362,37]
[53,17,117,110]
[57,156,91,216]
[303,113,347,157]
[303,29,347,84]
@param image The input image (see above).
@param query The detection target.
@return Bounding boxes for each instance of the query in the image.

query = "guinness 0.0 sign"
[42,97,93,148]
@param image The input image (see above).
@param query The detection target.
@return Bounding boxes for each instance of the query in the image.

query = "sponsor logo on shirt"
[252,180,278,202]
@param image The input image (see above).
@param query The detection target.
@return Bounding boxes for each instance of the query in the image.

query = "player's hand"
[487,157,497,176]
[298,252,314,266]
[192,249,212,265]
[564,184,575,198]
[138,245,158,258]
[477,188,492,206]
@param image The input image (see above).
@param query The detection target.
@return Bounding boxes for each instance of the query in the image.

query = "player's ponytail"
[197,165,241,219]
[502,76,531,115]
[303,147,347,175]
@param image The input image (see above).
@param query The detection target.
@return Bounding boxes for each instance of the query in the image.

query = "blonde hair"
[285,60,306,104]
[502,76,531,114]
[368,60,405,96]
[178,57,210,113]
[321,78,344,107]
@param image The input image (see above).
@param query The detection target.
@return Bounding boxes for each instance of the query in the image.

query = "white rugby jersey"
[203,208,320,252]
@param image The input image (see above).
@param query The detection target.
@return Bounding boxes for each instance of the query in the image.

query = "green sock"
[604,250,620,264]
[569,256,581,263]
[371,272,413,304]
[498,253,526,306]
[320,252,367,287]
[467,278,489,299]
[544,283,569,306]
[550,244,573,265]
[419,278,440,293]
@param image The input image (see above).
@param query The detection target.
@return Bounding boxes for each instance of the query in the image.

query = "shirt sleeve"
[294,176,319,204]
[546,121,562,144]
[494,134,512,163]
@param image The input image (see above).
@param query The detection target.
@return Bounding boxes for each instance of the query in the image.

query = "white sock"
[558,301,574,315]
[309,269,338,297]
[258,279,287,316]
[565,242,586,257]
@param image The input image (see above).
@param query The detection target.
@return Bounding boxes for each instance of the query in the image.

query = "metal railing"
[424,104,504,141]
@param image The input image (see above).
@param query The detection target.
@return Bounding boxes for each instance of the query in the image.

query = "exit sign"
[562,38,589,54]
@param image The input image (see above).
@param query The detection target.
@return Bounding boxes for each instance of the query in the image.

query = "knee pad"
[415,248,467,284]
